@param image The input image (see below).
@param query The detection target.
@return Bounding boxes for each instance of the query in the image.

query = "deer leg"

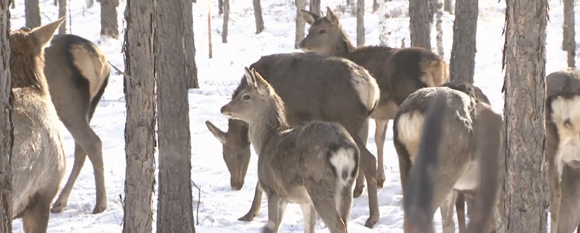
[22,193,53,233]
[51,143,87,213]
[262,193,287,233]
[300,203,316,233]
[354,118,370,198]
[305,185,347,233]
[440,191,457,233]
[551,179,562,233]
[355,137,380,228]
[374,119,388,188]
[456,192,466,233]
[239,182,263,221]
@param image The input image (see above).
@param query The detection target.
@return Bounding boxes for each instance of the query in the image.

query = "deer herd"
[5,5,580,233]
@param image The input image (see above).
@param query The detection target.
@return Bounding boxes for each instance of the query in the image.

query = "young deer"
[220,67,359,233]
[394,81,505,233]
[206,52,381,227]
[545,68,580,233]
[403,93,503,233]
[44,34,110,214]
[9,18,67,233]
[299,7,450,188]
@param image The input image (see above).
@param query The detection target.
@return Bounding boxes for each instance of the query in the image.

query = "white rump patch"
[329,147,357,214]
[350,70,380,112]
[396,111,425,163]
[71,44,109,100]
[552,95,580,177]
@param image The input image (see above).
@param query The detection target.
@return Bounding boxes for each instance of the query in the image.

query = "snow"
[7,0,576,232]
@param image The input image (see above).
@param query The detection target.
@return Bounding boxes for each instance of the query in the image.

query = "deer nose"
[220,105,228,114]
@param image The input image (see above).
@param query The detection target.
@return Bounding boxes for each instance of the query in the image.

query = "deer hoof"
[50,202,66,213]
[364,217,378,228]
[377,174,386,188]
[238,212,257,221]
[92,203,107,214]
[353,184,365,198]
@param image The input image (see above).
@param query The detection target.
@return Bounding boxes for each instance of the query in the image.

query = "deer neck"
[248,97,290,155]
[333,31,357,57]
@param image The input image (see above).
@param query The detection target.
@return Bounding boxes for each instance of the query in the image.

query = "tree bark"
[563,0,575,67]
[436,1,444,57]
[449,0,478,83]
[218,0,223,15]
[182,0,198,89]
[372,0,378,12]
[25,0,40,28]
[155,0,195,232]
[222,0,229,43]
[58,0,66,34]
[444,0,453,13]
[295,0,306,49]
[122,0,156,232]
[0,1,12,232]
[309,0,321,16]
[409,0,431,50]
[253,0,264,34]
[356,0,364,46]
[378,0,391,46]
[428,0,437,24]
[503,0,549,232]
[101,0,119,39]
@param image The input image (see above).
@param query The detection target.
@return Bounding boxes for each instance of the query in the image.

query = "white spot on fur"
[551,95,580,177]
[350,70,380,112]
[397,111,425,163]
[329,147,356,214]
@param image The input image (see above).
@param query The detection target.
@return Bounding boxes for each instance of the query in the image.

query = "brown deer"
[393,81,505,233]
[206,52,381,227]
[220,67,359,233]
[403,93,503,233]
[299,7,449,188]
[9,18,67,233]
[44,34,110,214]
[545,68,580,233]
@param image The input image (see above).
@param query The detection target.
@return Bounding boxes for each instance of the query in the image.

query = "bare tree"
[409,0,431,49]
[449,0,478,83]
[295,0,306,48]
[435,1,443,57]
[182,0,199,88]
[218,0,223,14]
[444,0,453,13]
[122,0,156,232]
[503,0,549,232]
[222,0,229,43]
[378,0,392,46]
[155,0,195,232]
[310,0,321,15]
[101,0,119,39]
[356,0,364,46]
[253,0,265,34]
[0,1,12,232]
[563,0,575,67]
[25,0,40,28]
[58,0,66,34]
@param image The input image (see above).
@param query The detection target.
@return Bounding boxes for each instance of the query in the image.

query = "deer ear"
[206,121,228,144]
[251,69,273,95]
[326,7,339,26]
[30,17,65,48]
[244,67,257,88]
[300,9,320,25]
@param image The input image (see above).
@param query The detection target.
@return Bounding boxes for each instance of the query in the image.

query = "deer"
[220,67,359,233]
[206,52,381,227]
[393,81,505,233]
[9,18,67,233]
[545,68,580,233]
[403,93,503,233]
[299,7,450,188]
[43,33,110,214]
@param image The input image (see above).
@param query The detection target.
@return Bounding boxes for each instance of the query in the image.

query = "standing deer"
[206,52,381,227]
[393,81,505,233]
[299,7,449,188]
[403,93,503,233]
[9,18,67,233]
[545,68,580,233]
[44,34,110,214]
[220,67,359,233]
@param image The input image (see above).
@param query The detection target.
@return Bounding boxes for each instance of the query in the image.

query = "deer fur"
[9,18,67,233]
[545,68,580,233]
[220,67,359,233]
[44,34,110,214]
[299,7,450,188]
[393,81,505,233]
[206,52,381,227]
[403,93,503,233]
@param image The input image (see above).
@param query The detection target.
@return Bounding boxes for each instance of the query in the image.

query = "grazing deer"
[393,81,505,233]
[220,67,359,233]
[299,7,450,188]
[206,52,381,227]
[545,68,580,233]
[9,18,67,233]
[403,93,503,233]
[44,34,110,214]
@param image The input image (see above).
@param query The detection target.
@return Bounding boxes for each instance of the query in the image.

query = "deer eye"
[242,95,251,100]
[319,29,326,34]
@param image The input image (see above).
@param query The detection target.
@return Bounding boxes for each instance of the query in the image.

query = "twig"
[192,180,201,225]
[108,61,124,75]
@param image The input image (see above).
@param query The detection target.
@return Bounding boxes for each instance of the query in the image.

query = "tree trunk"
[436,1,444,57]
[295,0,306,49]
[182,0,198,89]
[428,0,437,24]
[155,0,195,232]
[253,0,264,34]
[25,0,40,28]
[58,0,66,34]
[310,0,321,15]
[222,0,229,43]
[372,0,378,12]
[409,0,431,50]
[122,0,156,232]
[503,0,549,232]
[0,1,12,232]
[218,0,223,15]
[378,0,391,46]
[563,0,575,67]
[444,0,453,14]
[449,0,478,83]
[101,0,119,39]
[356,0,364,46]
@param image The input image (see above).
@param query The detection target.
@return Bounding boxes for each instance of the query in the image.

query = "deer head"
[298,7,353,55]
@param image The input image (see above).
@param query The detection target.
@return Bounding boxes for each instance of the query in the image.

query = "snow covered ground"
[8,0,576,232]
